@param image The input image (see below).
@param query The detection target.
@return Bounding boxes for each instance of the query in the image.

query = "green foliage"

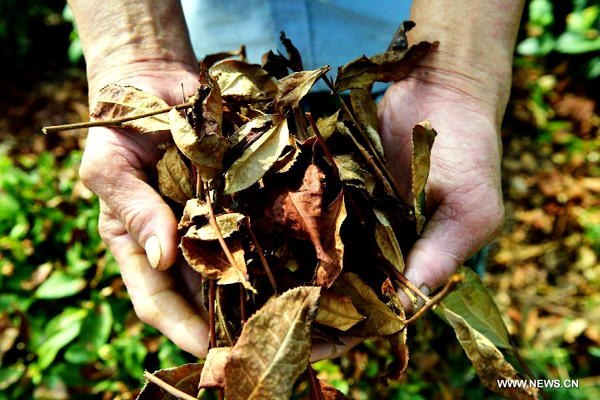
[0,148,195,398]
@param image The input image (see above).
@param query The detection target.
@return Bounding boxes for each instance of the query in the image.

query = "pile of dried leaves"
[45,23,539,400]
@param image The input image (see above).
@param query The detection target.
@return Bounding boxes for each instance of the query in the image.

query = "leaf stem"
[143,371,198,400]
[209,279,217,349]
[244,216,278,295]
[406,274,463,325]
[307,364,325,400]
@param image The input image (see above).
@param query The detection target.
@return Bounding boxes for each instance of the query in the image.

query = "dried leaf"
[411,121,436,234]
[181,236,248,285]
[381,280,409,382]
[387,21,416,52]
[308,109,341,141]
[224,116,290,194]
[315,191,347,287]
[210,60,277,101]
[178,199,211,231]
[137,363,203,400]
[224,286,321,400]
[317,381,352,400]
[315,291,365,331]
[202,45,246,68]
[330,273,405,336]
[273,67,330,112]
[441,267,511,349]
[186,213,245,241]
[199,347,231,389]
[335,153,376,196]
[279,31,303,72]
[350,88,385,159]
[374,209,404,273]
[265,163,331,263]
[443,307,539,399]
[261,50,290,80]
[335,41,434,92]
[156,146,194,205]
[169,108,230,181]
[90,84,170,133]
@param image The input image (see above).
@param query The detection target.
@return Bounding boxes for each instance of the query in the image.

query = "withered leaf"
[380,280,409,383]
[335,153,376,196]
[90,84,170,133]
[186,212,245,241]
[335,41,435,92]
[387,20,416,52]
[178,198,211,231]
[273,66,330,112]
[210,60,277,101]
[315,291,364,331]
[138,363,203,400]
[411,121,436,234]
[307,109,341,141]
[156,145,194,205]
[270,140,300,174]
[374,209,405,273]
[181,236,249,286]
[350,88,385,159]
[279,31,303,72]
[330,273,405,336]
[224,286,321,400]
[443,307,538,400]
[261,50,290,80]
[265,163,331,263]
[315,381,352,400]
[199,347,230,389]
[169,108,230,181]
[440,266,511,350]
[202,45,246,68]
[315,191,347,288]
[224,115,290,194]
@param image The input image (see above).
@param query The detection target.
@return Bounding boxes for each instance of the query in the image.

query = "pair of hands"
[80,60,505,361]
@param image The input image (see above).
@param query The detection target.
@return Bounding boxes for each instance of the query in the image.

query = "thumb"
[81,127,179,270]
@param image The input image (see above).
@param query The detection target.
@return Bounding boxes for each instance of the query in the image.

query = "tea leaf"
[373,209,404,273]
[186,213,245,241]
[181,236,248,285]
[307,109,341,141]
[224,286,320,400]
[156,146,195,205]
[35,271,86,299]
[335,153,376,196]
[199,347,231,389]
[316,191,347,287]
[273,67,330,112]
[178,198,211,231]
[224,116,290,194]
[90,84,170,133]
[138,363,203,400]
[411,121,436,234]
[330,273,405,336]
[210,60,277,101]
[315,291,365,331]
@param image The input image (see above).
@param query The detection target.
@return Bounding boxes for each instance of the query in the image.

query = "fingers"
[310,335,364,363]
[81,127,179,270]
[399,183,504,313]
[99,207,209,358]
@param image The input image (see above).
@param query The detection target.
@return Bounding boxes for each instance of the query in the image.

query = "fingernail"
[145,235,162,269]
[414,285,431,312]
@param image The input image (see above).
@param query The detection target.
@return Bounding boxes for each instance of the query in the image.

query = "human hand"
[377,62,507,312]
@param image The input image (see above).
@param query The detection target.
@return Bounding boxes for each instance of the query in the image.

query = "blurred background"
[0,0,599,398]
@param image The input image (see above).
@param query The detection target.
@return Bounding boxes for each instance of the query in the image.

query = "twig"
[42,101,194,134]
[240,284,247,324]
[244,216,278,294]
[209,280,217,349]
[307,364,325,400]
[143,371,198,400]
[204,182,255,293]
[406,274,463,325]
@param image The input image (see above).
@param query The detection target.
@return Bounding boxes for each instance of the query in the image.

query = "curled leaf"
[186,213,245,241]
[315,191,347,288]
[411,121,436,234]
[178,199,211,231]
[199,347,231,389]
[315,291,365,331]
[90,84,170,133]
[224,286,321,400]
[138,363,203,400]
[374,209,404,273]
[335,153,376,196]
[181,236,248,285]
[273,66,330,112]
[210,60,277,101]
[156,146,194,205]
[350,88,385,159]
[224,115,290,194]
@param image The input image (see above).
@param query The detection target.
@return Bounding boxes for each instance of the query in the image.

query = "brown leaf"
[181,236,248,285]
[137,363,203,400]
[202,45,246,68]
[90,84,170,133]
[156,145,195,205]
[318,381,352,400]
[307,109,341,141]
[315,191,347,287]
[261,50,290,80]
[330,273,405,336]
[265,163,331,263]
[387,21,416,52]
[380,280,409,382]
[210,60,277,101]
[315,291,365,331]
[443,307,539,400]
[279,31,304,72]
[335,153,376,196]
[374,209,405,273]
[273,67,330,112]
[169,108,229,181]
[350,88,385,159]
[411,121,436,234]
[178,199,211,231]
[335,41,435,92]
[224,286,321,400]
[185,213,245,241]
[199,347,231,389]
[224,115,290,194]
